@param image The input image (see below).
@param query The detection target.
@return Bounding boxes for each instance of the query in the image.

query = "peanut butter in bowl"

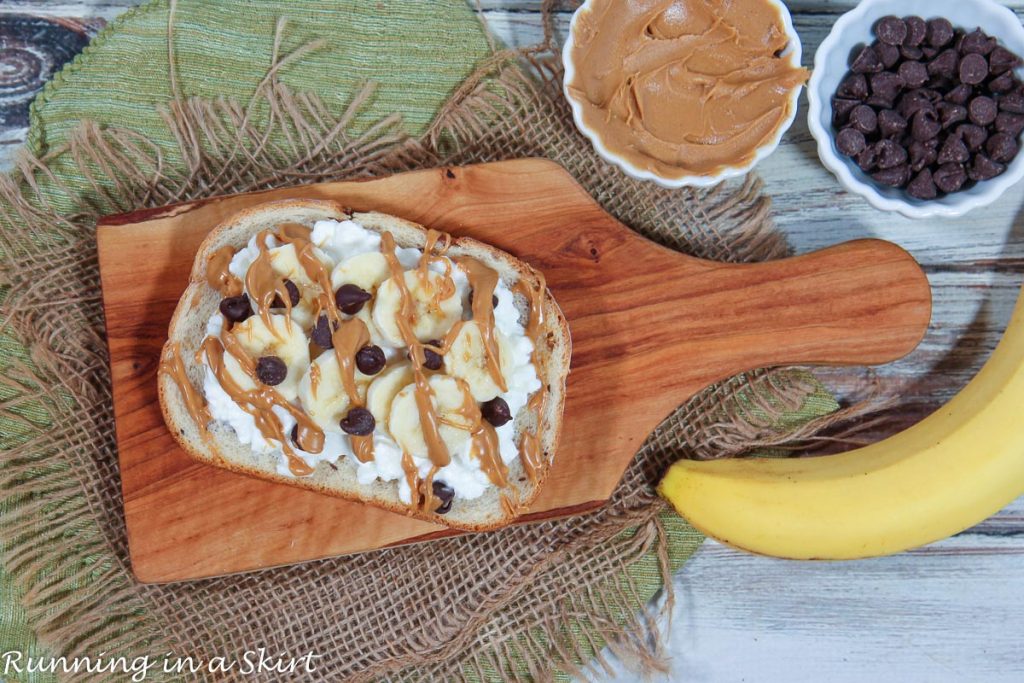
[563,0,809,186]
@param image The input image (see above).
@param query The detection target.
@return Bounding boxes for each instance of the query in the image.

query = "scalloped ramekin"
[807,0,1024,218]
[561,0,805,189]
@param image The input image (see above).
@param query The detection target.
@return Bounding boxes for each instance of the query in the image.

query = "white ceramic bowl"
[807,0,1024,218]
[561,0,805,189]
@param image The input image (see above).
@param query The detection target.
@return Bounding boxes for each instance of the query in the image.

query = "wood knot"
[561,231,610,264]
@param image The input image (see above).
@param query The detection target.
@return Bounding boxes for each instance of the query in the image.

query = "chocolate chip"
[960,29,996,56]
[926,18,954,48]
[907,168,938,199]
[832,97,861,126]
[481,396,512,427]
[849,104,878,134]
[904,16,926,47]
[876,138,908,169]
[898,91,936,119]
[900,44,924,61]
[956,123,989,152]
[256,356,287,385]
[270,279,301,309]
[928,49,959,78]
[339,407,375,436]
[856,143,880,171]
[876,16,907,46]
[838,73,869,100]
[871,164,910,187]
[958,53,988,85]
[897,61,928,89]
[409,339,444,371]
[311,314,337,348]
[968,95,998,125]
[877,109,907,138]
[988,71,1017,94]
[927,76,957,93]
[969,154,1006,181]
[999,91,1024,114]
[911,109,941,140]
[334,283,372,315]
[945,83,974,105]
[986,133,1019,163]
[934,162,967,192]
[938,135,970,164]
[851,45,884,73]
[909,139,938,171]
[868,94,895,110]
[936,102,967,129]
[355,345,386,375]
[989,46,1021,75]
[877,42,901,69]
[219,294,253,323]
[870,71,904,99]
[921,46,939,59]
[995,111,1024,137]
[432,480,455,514]
[290,424,302,449]
[836,128,866,156]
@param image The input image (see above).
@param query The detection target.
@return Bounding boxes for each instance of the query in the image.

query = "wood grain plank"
[591,536,1024,682]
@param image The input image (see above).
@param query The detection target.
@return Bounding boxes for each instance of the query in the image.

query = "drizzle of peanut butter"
[277,223,376,464]
[381,232,452,475]
[566,0,808,178]
[513,274,550,485]
[160,342,212,429]
[419,464,441,513]
[456,256,507,393]
[331,317,375,463]
[201,336,319,476]
[419,229,456,308]
[451,376,508,488]
[206,245,242,297]
[309,362,321,399]
[244,230,296,339]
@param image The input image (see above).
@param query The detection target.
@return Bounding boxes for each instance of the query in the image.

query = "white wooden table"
[2,1,1022,680]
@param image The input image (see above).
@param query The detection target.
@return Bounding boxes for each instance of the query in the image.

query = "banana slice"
[231,313,309,401]
[388,375,474,457]
[265,243,324,328]
[444,321,514,402]
[297,350,373,431]
[373,270,462,346]
[331,251,391,292]
[365,362,414,425]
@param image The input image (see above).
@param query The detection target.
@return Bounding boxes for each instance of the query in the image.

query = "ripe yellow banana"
[659,289,1024,560]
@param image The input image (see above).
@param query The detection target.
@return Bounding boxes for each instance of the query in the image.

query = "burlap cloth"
[0,1,868,680]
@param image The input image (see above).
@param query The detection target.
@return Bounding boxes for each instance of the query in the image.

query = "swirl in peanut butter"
[567,0,808,177]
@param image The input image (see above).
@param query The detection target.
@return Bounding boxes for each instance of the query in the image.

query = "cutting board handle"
[699,238,932,370]
[552,231,931,414]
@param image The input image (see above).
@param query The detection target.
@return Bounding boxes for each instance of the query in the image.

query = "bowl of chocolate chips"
[807,0,1024,218]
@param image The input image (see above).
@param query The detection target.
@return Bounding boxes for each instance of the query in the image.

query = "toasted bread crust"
[158,199,570,531]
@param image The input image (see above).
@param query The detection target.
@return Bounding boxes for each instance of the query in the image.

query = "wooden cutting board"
[97,158,932,583]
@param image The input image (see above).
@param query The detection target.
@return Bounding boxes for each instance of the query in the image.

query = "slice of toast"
[158,198,571,531]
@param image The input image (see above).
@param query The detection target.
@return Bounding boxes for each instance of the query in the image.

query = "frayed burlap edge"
[0,5,887,682]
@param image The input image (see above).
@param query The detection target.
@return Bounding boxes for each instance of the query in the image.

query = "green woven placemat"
[0,0,842,679]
